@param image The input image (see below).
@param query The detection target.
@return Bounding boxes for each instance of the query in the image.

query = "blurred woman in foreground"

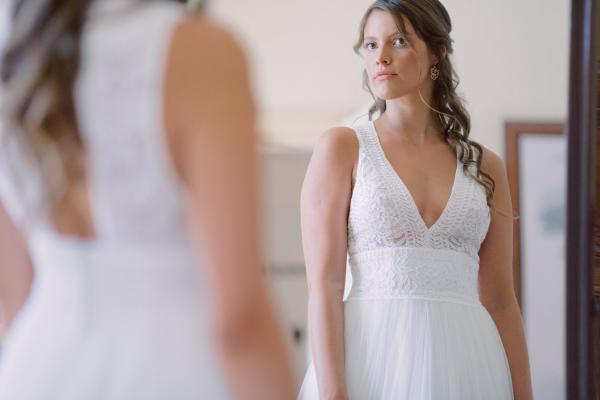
[0,1,294,398]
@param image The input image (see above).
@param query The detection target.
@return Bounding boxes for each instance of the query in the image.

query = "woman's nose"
[376,52,391,66]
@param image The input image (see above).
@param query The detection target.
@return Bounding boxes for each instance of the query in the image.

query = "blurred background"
[205,0,571,398]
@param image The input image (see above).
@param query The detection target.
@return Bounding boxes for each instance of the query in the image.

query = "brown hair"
[1,0,187,223]
[355,0,500,211]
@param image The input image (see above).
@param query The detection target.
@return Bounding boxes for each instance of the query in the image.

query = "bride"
[0,0,294,399]
[298,0,533,399]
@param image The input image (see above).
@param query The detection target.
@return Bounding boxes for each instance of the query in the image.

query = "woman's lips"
[374,72,398,80]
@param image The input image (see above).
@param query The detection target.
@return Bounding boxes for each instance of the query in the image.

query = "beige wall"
[209,0,569,154]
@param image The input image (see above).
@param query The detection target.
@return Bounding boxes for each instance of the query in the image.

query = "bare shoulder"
[302,127,358,203]
[167,16,249,94]
[479,144,507,181]
[171,16,245,64]
[165,15,252,131]
[478,144,512,209]
[312,126,359,165]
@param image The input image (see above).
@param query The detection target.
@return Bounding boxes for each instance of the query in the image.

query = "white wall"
[209,0,570,154]
[447,0,570,154]
[259,148,311,386]
[209,0,370,137]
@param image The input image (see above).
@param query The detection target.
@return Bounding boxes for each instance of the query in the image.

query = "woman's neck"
[377,90,443,147]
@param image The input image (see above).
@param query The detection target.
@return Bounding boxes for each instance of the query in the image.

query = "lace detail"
[347,247,480,304]
[346,119,491,300]
[75,2,186,245]
[0,2,188,245]
[347,120,491,262]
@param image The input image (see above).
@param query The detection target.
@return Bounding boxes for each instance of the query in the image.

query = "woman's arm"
[0,202,33,340]
[478,147,533,400]
[301,127,358,400]
[164,17,294,399]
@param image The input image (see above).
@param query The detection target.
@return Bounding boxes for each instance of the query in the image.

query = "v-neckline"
[368,120,461,234]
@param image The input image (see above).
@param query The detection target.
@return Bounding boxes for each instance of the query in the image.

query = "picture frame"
[505,122,565,306]
[505,122,567,400]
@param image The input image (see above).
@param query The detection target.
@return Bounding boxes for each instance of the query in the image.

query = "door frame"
[566,0,598,398]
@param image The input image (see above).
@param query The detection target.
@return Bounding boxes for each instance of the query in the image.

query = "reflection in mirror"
[210,0,570,398]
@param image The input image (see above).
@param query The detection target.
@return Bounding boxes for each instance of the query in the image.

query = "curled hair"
[1,0,189,223]
[355,0,504,213]
[1,0,93,218]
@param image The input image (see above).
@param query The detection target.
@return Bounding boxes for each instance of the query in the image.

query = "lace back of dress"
[0,1,189,246]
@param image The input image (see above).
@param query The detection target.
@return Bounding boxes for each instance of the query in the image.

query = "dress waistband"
[27,227,202,306]
[347,247,480,305]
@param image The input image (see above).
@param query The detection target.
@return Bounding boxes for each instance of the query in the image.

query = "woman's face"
[361,10,436,101]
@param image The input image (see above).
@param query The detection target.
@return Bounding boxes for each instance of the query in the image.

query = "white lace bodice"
[348,119,491,261]
[0,0,188,246]
[346,120,492,302]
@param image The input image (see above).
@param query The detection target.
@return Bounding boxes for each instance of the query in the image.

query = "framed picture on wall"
[505,122,566,400]
[505,122,565,304]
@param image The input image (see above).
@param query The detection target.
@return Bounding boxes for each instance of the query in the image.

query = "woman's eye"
[364,42,377,50]
[393,37,407,47]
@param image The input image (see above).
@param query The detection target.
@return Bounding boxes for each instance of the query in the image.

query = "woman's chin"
[374,87,418,101]
[375,92,408,101]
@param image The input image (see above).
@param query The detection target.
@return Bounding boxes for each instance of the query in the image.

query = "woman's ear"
[431,46,447,65]
[439,46,448,61]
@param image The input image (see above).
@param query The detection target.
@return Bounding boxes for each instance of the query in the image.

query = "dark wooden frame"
[505,123,565,307]
[567,0,598,399]
[594,53,600,400]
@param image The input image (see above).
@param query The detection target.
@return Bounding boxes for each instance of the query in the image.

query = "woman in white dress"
[0,0,295,399]
[298,1,533,399]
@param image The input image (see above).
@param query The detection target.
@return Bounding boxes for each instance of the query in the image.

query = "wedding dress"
[0,1,230,398]
[298,119,513,399]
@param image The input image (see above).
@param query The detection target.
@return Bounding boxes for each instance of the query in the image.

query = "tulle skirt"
[0,229,230,400]
[298,296,513,400]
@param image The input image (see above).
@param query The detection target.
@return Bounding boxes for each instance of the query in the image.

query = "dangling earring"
[430,64,440,81]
